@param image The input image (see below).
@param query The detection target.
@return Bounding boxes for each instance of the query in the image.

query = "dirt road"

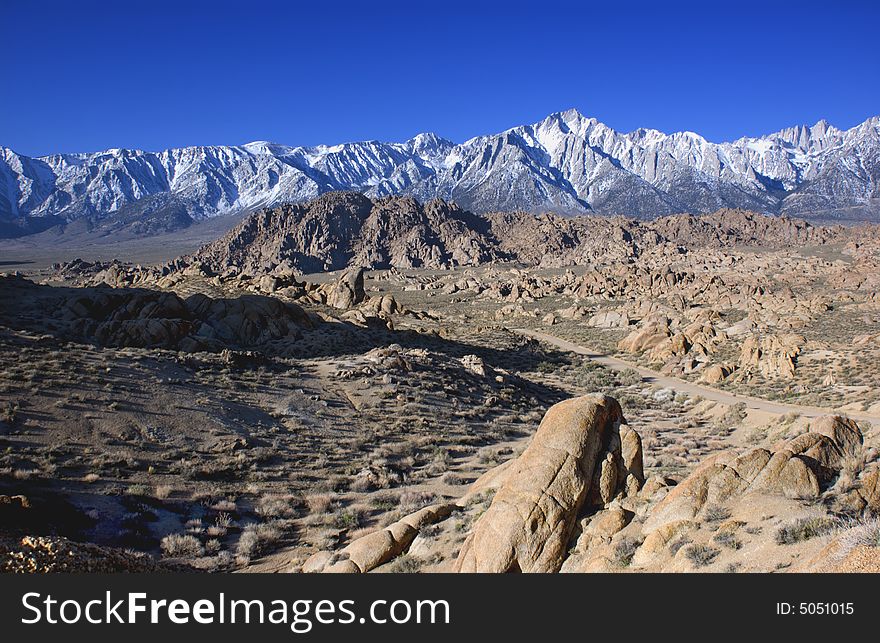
[516,328,880,423]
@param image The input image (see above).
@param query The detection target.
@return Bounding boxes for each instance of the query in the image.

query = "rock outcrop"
[644,415,863,536]
[859,467,880,512]
[154,193,856,278]
[0,535,179,573]
[618,316,671,354]
[738,333,804,379]
[323,267,366,309]
[187,193,504,275]
[454,394,643,573]
[0,275,312,353]
[304,504,456,574]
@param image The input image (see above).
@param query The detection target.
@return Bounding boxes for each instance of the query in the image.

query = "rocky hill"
[187,193,502,275]
[183,193,847,276]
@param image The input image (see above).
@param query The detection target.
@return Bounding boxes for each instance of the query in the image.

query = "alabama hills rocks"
[298,393,875,573]
[323,267,366,309]
[4,190,880,574]
[645,415,864,535]
[38,191,880,397]
[39,191,877,393]
[188,193,500,275]
[178,193,848,276]
[305,503,457,574]
[302,394,644,574]
[36,252,438,357]
[455,395,643,572]
[0,273,313,353]
[0,535,179,573]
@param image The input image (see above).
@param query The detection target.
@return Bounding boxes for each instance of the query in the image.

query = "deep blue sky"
[3,0,878,156]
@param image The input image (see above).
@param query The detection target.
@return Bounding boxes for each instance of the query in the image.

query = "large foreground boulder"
[454,394,643,573]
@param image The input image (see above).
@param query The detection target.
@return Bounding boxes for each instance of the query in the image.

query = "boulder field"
[301,396,878,573]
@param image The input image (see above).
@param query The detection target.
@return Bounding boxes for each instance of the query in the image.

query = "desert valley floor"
[1,193,880,573]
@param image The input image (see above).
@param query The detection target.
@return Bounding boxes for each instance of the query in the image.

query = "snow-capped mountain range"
[2,109,879,237]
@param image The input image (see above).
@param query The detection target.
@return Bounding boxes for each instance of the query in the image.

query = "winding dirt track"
[515,328,880,424]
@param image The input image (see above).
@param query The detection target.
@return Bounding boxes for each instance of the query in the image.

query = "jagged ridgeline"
[2,110,879,239]
[183,192,843,276]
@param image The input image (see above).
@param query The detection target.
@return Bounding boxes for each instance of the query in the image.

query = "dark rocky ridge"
[185,192,847,276]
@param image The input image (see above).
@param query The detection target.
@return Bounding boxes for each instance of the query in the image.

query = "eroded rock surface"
[454,394,643,573]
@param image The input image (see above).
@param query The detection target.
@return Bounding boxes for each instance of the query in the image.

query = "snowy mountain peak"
[242,141,292,155]
[558,108,586,127]
[407,132,448,146]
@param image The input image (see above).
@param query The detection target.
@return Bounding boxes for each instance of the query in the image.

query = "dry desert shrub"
[332,508,363,530]
[669,536,692,555]
[835,451,867,493]
[426,448,452,475]
[305,492,338,515]
[613,536,641,567]
[349,475,374,493]
[256,493,300,519]
[702,505,732,524]
[370,491,398,511]
[775,516,836,545]
[185,518,204,535]
[685,543,720,567]
[207,512,233,537]
[719,402,748,428]
[618,393,645,411]
[418,522,443,539]
[834,517,880,557]
[161,533,204,558]
[713,530,742,550]
[385,554,423,573]
[397,490,438,514]
[236,521,284,561]
[617,368,642,387]
[1,400,19,424]
[211,499,237,512]
[125,484,150,496]
[441,472,465,485]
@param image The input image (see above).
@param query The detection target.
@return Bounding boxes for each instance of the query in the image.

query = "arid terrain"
[2,193,880,573]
